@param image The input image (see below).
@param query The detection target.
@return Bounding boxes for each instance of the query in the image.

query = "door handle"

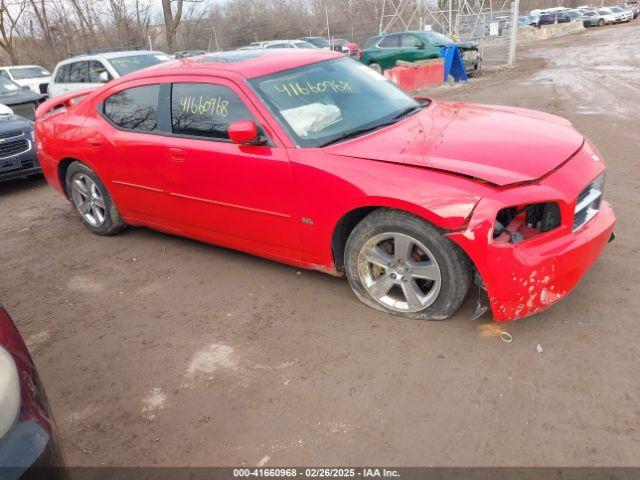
[169,148,186,163]
[88,137,102,149]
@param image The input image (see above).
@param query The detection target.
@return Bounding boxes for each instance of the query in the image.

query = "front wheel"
[66,161,125,236]
[344,209,472,320]
[598,19,604,26]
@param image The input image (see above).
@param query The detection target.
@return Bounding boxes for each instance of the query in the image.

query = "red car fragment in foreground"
[34,49,615,322]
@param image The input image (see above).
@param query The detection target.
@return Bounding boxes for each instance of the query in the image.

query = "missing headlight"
[494,202,561,244]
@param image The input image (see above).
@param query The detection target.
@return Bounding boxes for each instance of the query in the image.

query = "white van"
[48,50,171,98]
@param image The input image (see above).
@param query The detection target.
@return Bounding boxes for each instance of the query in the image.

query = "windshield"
[419,31,454,45]
[108,53,172,76]
[0,77,23,94]
[250,57,420,147]
[9,66,50,79]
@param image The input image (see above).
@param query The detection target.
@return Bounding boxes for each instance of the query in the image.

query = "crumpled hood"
[323,100,584,186]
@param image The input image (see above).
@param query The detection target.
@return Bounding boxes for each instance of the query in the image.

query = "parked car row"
[521,3,638,28]
[239,36,362,57]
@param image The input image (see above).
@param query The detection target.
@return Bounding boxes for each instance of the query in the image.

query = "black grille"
[0,139,30,158]
[0,130,23,140]
[39,83,49,94]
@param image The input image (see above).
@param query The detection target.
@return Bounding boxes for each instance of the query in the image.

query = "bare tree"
[162,0,185,51]
[0,0,27,63]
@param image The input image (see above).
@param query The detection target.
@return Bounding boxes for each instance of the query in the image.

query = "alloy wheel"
[357,232,442,313]
[70,173,106,227]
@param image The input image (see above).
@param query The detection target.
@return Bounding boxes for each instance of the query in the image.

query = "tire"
[598,19,604,26]
[65,161,125,236]
[344,209,472,320]
[369,63,383,74]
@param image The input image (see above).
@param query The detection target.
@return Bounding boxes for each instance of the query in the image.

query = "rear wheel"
[598,19,604,26]
[344,209,472,320]
[369,63,382,74]
[65,161,125,236]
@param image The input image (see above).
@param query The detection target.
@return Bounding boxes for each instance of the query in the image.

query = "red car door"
[161,78,299,260]
[92,82,173,222]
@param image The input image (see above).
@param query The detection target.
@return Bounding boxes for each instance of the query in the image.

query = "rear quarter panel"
[35,105,96,196]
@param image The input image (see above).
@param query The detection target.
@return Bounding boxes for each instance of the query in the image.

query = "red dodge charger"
[34,49,615,322]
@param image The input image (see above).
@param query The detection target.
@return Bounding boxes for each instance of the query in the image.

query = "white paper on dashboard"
[281,103,341,137]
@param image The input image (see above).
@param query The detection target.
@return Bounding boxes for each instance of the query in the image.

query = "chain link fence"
[453,7,519,66]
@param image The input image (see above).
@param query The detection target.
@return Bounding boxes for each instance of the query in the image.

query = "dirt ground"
[1,22,639,468]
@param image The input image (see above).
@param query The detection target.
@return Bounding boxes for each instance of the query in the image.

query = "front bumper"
[0,142,40,182]
[448,141,615,322]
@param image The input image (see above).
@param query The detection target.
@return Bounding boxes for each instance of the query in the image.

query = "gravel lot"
[1,21,639,467]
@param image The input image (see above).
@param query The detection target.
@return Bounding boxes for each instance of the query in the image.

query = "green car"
[359,31,479,74]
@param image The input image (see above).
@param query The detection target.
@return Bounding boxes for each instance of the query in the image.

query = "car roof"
[122,49,343,81]
[55,51,166,67]
[1,65,44,70]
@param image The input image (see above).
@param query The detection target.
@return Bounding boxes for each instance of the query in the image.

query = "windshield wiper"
[320,104,424,147]
[319,121,397,147]
[391,104,424,121]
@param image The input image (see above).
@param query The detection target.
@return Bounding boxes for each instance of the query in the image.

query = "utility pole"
[148,34,153,50]
[325,5,331,41]
[508,0,520,65]
[212,24,220,51]
[379,0,386,34]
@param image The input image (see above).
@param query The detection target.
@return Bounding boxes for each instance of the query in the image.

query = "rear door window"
[68,61,89,83]
[379,34,401,48]
[103,84,160,132]
[401,34,423,47]
[170,83,257,141]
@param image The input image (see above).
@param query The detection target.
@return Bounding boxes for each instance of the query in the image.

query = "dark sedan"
[0,306,68,479]
[537,12,571,26]
[0,106,40,183]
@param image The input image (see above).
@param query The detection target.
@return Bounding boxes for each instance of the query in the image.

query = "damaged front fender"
[446,144,615,322]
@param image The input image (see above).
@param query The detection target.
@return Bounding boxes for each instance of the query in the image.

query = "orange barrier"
[383,61,445,92]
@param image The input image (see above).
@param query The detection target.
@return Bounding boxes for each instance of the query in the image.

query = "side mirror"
[228,120,264,145]
[98,71,109,83]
